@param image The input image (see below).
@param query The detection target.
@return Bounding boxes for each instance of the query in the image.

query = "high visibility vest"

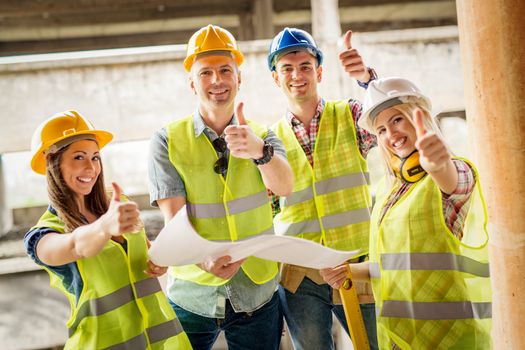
[272,100,372,252]
[166,116,278,286]
[33,209,192,350]
[369,159,492,349]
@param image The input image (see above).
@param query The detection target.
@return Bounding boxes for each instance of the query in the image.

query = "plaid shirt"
[271,98,377,216]
[379,159,475,240]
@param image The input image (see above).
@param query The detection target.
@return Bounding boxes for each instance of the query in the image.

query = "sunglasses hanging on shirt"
[212,137,228,175]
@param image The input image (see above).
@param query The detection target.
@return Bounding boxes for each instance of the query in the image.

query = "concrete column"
[456,1,525,349]
[238,12,255,41]
[253,0,274,39]
[311,0,341,41]
[0,155,13,237]
[310,0,343,100]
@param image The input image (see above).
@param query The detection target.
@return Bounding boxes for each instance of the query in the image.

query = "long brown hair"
[45,141,109,232]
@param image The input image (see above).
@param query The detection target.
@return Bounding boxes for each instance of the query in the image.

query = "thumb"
[111,182,122,202]
[344,30,353,50]
[236,102,246,125]
[414,109,427,139]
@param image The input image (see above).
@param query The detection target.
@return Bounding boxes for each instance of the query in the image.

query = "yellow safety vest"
[166,116,278,286]
[33,209,192,350]
[369,159,492,349]
[272,100,371,252]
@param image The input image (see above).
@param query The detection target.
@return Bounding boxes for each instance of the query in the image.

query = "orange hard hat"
[30,110,113,175]
[183,24,244,72]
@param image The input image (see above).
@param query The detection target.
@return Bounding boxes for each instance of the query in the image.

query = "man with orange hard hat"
[148,24,293,349]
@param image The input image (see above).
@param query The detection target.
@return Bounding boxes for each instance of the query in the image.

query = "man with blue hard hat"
[268,27,379,350]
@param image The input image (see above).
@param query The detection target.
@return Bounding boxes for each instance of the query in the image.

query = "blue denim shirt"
[148,111,284,318]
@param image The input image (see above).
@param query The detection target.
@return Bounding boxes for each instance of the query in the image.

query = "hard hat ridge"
[184,24,244,72]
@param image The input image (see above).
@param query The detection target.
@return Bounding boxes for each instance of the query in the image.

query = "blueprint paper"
[148,205,360,269]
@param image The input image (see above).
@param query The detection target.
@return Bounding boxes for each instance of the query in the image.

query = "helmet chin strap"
[389,149,427,183]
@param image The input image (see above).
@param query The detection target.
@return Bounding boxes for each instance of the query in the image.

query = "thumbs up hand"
[339,30,370,83]
[414,109,451,173]
[224,102,265,160]
[100,182,141,237]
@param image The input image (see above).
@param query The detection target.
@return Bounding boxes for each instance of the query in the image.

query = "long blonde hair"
[375,102,448,183]
[45,142,109,232]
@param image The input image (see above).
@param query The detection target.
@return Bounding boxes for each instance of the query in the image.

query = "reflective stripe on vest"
[369,252,490,279]
[275,207,371,236]
[381,300,492,320]
[68,278,162,336]
[282,173,371,206]
[147,319,185,343]
[272,100,371,251]
[104,333,147,350]
[187,190,269,218]
[103,319,186,349]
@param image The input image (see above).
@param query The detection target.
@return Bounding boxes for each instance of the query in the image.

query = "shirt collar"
[193,108,237,138]
[286,98,325,127]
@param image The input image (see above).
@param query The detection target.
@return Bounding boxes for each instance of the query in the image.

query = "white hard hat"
[359,77,431,134]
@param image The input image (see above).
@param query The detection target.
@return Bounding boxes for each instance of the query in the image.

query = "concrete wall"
[0,26,462,154]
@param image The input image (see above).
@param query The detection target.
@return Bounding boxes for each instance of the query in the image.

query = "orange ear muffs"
[390,150,426,183]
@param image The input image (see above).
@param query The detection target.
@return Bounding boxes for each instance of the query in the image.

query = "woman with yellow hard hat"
[320,77,492,349]
[24,110,192,349]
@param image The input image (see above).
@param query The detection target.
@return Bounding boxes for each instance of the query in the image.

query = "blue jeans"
[169,291,282,350]
[279,278,378,350]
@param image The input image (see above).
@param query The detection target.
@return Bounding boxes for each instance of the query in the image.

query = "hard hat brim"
[184,49,244,72]
[359,94,431,134]
[30,130,113,175]
[268,43,323,71]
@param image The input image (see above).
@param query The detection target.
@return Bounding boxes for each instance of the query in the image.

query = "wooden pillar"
[0,155,13,237]
[456,1,525,349]
[310,0,343,100]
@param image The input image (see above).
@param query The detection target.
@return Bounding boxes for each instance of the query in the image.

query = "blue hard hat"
[267,27,323,71]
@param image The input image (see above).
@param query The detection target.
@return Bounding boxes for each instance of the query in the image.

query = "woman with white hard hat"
[24,110,192,349]
[321,77,492,349]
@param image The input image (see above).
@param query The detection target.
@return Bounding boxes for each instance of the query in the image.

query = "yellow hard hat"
[183,24,244,72]
[30,110,113,175]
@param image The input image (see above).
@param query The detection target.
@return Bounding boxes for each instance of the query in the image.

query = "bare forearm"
[72,220,112,259]
[258,155,293,196]
[37,221,110,266]
[157,196,186,225]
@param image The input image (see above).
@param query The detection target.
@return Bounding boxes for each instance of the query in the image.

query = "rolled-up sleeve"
[349,99,377,159]
[264,129,287,160]
[24,226,57,266]
[148,128,187,207]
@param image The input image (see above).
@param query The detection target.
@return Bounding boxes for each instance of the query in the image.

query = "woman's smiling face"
[59,139,101,199]
[374,107,417,158]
